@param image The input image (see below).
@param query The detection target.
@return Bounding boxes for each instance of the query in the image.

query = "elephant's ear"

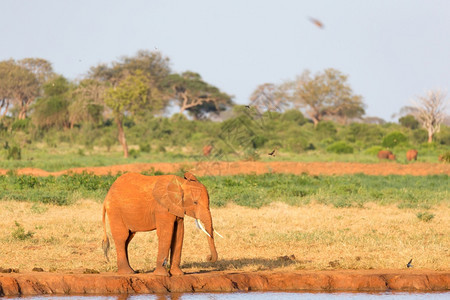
[152,176,185,218]
[184,172,198,182]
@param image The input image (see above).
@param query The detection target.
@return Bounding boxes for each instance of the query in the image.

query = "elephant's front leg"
[154,213,176,276]
[169,217,184,276]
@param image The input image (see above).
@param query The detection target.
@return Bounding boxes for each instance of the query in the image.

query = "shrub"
[282,109,307,125]
[438,151,450,163]
[11,119,31,131]
[12,221,34,240]
[6,145,21,160]
[412,129,428,144]
[326,141,354,154]
[139,143,151,153]
[364,145,383,156]
[399,115,419,129]
[316,121,337,139]
[416,211,434,222]
[251,135,268,149]
[128,149,140,159]
[382,132,407,148]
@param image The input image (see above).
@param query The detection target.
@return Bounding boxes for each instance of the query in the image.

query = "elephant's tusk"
[214,230,224,239]
[195,219,211,238]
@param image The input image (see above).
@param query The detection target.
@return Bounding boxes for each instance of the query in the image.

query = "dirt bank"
[0,270,449,296]
[1,161,449,177]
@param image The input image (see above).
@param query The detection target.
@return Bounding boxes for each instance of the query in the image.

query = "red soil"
[1,161,449,177]
[1,270,449,296]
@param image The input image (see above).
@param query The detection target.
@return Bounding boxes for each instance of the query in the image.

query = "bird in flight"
[308,17,324,29]
[268,149,276,156]
[406,259,413,268]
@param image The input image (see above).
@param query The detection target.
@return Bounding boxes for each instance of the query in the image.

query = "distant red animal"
[377,150,396,160]
[203,145,212,156]
[406,149,418,161]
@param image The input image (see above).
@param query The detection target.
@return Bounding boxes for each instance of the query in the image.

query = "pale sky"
[1,0,449,121]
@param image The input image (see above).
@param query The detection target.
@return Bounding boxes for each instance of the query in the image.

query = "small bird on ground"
[245,105,251,109]
[308,17,324,29]
[268,149,276,156]
[407,259,413,268]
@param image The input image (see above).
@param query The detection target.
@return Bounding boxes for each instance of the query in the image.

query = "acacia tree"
[249,83,290,112]
[0,60,39,119]
[164,71,233,119]
[69,79,106,127]
[292,68,365,126]
[413,89,448,143]
[104,71,152,158]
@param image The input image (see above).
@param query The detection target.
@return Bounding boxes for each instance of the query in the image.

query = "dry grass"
[0,200,449,273]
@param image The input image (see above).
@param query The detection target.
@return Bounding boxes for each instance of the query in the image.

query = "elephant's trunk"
[198,209,218,263]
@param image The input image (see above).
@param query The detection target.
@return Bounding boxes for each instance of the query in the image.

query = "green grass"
[0,141,447,171]
[0,172,447,209]
[203,173,449,209]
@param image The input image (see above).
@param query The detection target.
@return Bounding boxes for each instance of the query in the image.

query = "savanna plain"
[0,155,448,274]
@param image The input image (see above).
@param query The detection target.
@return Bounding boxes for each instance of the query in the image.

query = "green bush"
[326,141,354,154]
[11,119,31,131]
[6,146,21,160]
[128,149,140,159]
[382,132,407,148]
[399,115,419,129]
[139,143,151,153]
[439,151,450,163]
[364,145,383,156]
[12,221,34,240]
[251,135,268,149]
[282,109,307,125]
[416,211,434,222]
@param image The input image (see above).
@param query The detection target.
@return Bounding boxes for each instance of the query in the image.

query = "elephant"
[377,150,396,160]
[101,171,219,276]
[203,145,213,157]
[406,149,418,161]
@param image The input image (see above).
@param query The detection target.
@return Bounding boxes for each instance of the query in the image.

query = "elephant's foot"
[153,266,170,276]
[169,267,184,276]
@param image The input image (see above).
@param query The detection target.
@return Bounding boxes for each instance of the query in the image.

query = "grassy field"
[0,170,448,273]
[0,172,448,209]
[0,142,447,171]
[0,200,448,273]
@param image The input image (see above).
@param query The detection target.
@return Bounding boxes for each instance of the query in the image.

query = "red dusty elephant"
[406,149,418,161]
[102,172,219,276]
[377,150,396,160]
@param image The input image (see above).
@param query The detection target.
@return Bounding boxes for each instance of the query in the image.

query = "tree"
[249,83,290,112]
[413,89,448,143]
[164,71,233,119]
[399,115,419,129]
[291,68,365,127]
[104,71,151,158]
[31,76,71,129]
[90,50,171,114]
[0,60,39,119]
[18,58,54,85]
[69,79,106,127]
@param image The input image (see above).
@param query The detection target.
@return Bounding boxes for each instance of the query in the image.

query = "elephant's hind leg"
[110,222,135,274]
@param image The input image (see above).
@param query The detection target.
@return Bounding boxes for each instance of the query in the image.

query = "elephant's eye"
[194,201,198,205]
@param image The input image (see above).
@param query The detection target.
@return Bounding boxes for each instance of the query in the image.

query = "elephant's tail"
[102,203,110,262]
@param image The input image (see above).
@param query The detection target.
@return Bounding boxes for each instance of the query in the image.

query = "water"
[7,292,450,300]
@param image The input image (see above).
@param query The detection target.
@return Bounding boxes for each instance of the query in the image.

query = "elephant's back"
[105,173,178,203]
